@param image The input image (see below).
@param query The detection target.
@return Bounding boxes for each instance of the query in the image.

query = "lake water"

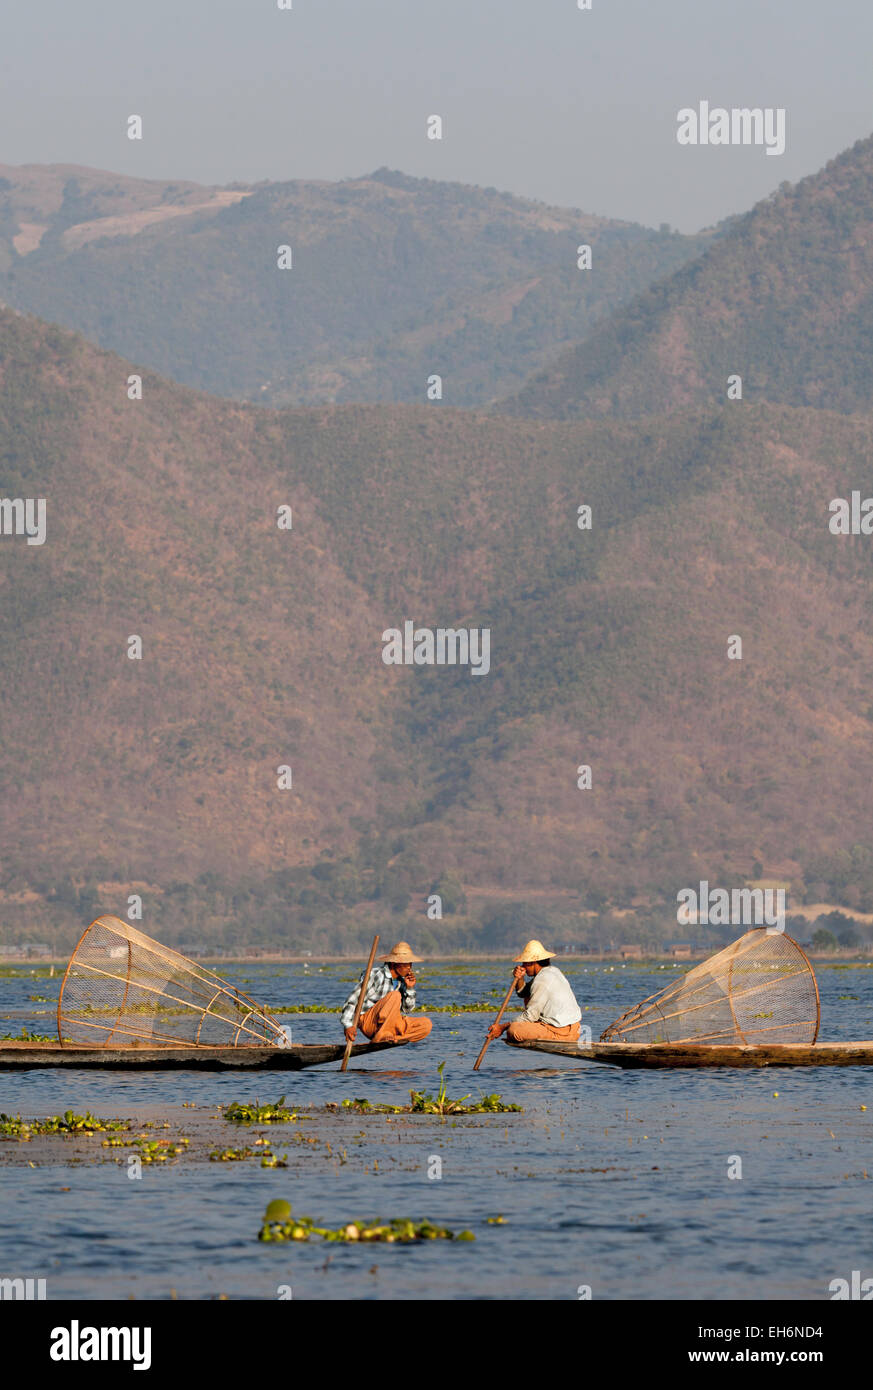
[2,958,873,1301]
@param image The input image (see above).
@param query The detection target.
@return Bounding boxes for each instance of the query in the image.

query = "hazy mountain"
[0,163,707,409]
[3,308,873,948]
[501,134,873,420]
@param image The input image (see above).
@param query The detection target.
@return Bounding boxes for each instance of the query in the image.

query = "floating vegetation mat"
[333,1094,521,1116]
[329,1062,522,1115]
[258,1200,474,1243]
[119,1137,189,1163]
[222,1096,297,1124]
[0,1111,130,1138]
[0,1028,55,1042]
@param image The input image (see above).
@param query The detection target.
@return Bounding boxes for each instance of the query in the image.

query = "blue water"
[2,959,873,1300]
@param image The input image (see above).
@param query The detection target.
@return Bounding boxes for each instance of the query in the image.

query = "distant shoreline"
[3,951,872,967]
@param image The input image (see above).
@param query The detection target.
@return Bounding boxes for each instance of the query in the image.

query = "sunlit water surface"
[2,959,872,1300]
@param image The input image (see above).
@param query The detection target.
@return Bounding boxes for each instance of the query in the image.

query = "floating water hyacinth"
[222,1096,297,1124]
[0,1111,130,1137]
[329,1062,522,1116]
[258,1202,474,1244]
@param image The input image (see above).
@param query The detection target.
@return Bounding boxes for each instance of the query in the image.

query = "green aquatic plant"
[266,1199,292,1221]
[0,966,58,979]
[410,1061,472,1115]
[258,1204,474,1244]
[0,1027,55,1042]
[335,1097,400,1114]
[1,1111,131,1138]
[209,1146,258,1161]
[33,1111,130,1135]
[468,1093,523,1113]
[223,1096,297,1124]
[409,1062,522,1115]
[128,1137,189,1163]
[332,1064,523,1117]
[270,1004,339,1013]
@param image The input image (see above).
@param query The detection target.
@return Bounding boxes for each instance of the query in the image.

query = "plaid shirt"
[341,963,417,1028]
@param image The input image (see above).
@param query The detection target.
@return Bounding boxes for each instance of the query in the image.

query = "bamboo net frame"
[57,916,286,1049]
[600,929,820,1045]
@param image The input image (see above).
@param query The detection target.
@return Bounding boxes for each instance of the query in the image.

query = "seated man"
[342,941,432,1045]
[488,939,582,1044]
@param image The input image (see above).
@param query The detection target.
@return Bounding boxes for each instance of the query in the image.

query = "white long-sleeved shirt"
[518,965,581,1027]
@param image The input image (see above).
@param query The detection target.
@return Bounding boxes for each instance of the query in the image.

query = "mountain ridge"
[500,132,873,419]
[0,162,708,409]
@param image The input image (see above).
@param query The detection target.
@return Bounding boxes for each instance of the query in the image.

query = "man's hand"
[344,1026,357,1043]
[487,1021,507,1041]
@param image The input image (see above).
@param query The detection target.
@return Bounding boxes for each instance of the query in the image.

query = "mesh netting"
[57,916,286,1048]
[600,930,820,1045]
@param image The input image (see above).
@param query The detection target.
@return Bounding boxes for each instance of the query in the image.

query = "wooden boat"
[0,1039,411,1070]
[508,1039,873,1068]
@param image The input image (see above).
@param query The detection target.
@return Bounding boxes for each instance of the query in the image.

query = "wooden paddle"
[473,976,518,1071]
[340,934,380,1072]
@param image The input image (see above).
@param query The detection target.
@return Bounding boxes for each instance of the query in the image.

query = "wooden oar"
[340,934,380,1072]
[473,976,517,1071]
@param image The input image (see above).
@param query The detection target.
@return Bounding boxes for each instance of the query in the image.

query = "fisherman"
[487,939,582,1044]
[342,941,433,1044]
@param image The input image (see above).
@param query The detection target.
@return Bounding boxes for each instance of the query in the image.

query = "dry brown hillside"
[4,309,873,947]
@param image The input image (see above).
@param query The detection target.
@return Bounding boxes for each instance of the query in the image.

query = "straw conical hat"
[382,941,422,963]
[513,939,554,963]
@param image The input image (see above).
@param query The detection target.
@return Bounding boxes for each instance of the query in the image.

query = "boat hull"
[507,1039,873,1068]
[0,1040,411,1070]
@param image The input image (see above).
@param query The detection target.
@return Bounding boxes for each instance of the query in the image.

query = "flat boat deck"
[0,1040,410,1070]
[507,1039,873,1068]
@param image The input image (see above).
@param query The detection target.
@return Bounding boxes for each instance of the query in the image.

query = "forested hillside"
[502,135,873,420]
[0,164,705,409]
[3,308,873,949]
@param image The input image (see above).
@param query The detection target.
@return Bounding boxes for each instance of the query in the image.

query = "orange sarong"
[506,1019,581,1043]
[360,988,432,1043]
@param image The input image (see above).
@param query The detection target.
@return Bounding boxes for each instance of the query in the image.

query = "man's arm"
[488,966,526,1038]
[341,976,363,1034]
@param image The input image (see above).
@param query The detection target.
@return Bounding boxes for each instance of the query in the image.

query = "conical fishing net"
[57,915,286,1048]
[600,930,820,1045]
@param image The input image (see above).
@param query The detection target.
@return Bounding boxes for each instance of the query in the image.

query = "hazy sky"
[3,0,872,231]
